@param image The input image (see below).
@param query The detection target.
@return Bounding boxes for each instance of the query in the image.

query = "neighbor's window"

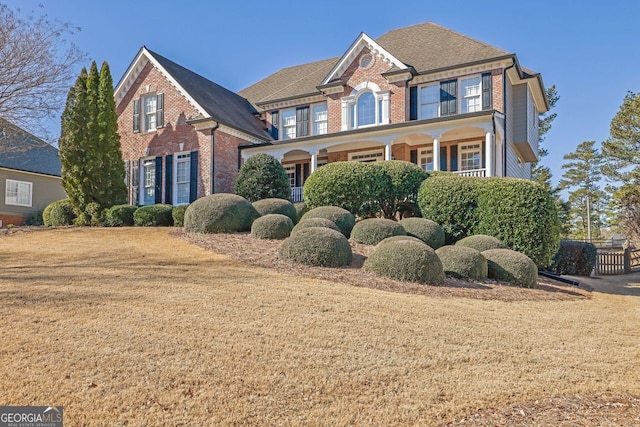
[5,179,32,207]
[459,143,482,171]
[175,153,191,205]
[142,158,156,205]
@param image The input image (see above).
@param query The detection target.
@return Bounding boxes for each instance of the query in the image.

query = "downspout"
[210,123,219,195]
[503,59,516,177]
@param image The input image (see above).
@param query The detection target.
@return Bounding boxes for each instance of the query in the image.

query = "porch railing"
[453,168,486,177]
[291,186,303,202]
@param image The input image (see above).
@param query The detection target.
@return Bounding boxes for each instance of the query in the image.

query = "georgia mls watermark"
[0,406,63,427]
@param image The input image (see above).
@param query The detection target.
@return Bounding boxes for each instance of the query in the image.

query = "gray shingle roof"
[0,119,61,176]
[239,22,514,107]
[146,49,270,140]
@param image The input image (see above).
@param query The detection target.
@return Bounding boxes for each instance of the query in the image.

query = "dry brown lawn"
[1,227,639,426]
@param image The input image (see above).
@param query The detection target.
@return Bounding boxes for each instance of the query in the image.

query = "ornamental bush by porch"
[252,198,298,224]
[370,161,429,219]
[435,245,488,281]
[483,248,538,288]
[301,206,356,238]
[133,204,174,226]
[43,198,76,226]
[279,227,352,267]
[291,217,341,234]
[399,217,445,249]
[350,218,406,246]
[172,205,189,227]
[184,193,260,233]
[455,234,506,253]
[104,204,137,226]
[234,153,291,202]
[251,214,294,240]
[363,238,445,285]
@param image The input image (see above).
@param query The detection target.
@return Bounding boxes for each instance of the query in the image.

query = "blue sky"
[5,0,639,187]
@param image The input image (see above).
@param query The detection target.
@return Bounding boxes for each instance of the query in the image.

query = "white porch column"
[384,142,392,161]
[433,138,440,171]
[485,132,494,177]
[310,152,318,173]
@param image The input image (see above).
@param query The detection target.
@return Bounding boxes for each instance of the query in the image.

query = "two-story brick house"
[115,22,547,205]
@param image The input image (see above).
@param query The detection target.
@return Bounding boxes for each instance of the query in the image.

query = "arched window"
[340,82,390,131]
[357,91,375,126]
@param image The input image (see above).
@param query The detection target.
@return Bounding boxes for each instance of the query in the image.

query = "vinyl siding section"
[505,80,528,179]
[0,168,66,224]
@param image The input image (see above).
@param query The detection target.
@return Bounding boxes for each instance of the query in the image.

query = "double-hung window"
[460,76,482,113]
[281,109,297,140]
[284,165,296,187]
[142,158,156,205]
[133,93,164,132]
[459,143,482,171]
[313,103,328,135]
[419,84,440,119]
[175,153,191,205]
[419,149,434,171]
[5,179,32,207]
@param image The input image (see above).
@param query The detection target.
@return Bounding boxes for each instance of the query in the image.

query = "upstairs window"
[461,76,482,113]
[341,84,390,130]
[276,106,310,140]
[133,93,164,133]
[313,103,328,135]
[356,92,376,127]
[419,84,440,119]
[282,109,296,140]
[5,179,32,207]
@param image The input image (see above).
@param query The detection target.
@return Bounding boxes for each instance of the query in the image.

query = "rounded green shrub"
[234,153,291,202]
[399,217,445,249]
[483,248,538,288]
[455,234,506,252]
[104,204,137,226]
[291,217,341,234]
[377,235,427,247]
[251,214,294,240]
[172,205,189,227]
[370,160,429,219]
[43,198,76,226]
[133,204,174,226]
[301,206,356,238]
[279,227,352,267]
[294,202,309,220]
[252,198,298,224]
[350,218,406,245]
[435,245,488,280]
[364,239,444,284]
[184,193,260,233]
[548,240,597,276]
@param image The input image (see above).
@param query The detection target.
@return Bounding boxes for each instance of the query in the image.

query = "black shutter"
[132,160,139,205]
[154,156,163,204]
[296,107,309,137]
[133,98,140,132]
[410,149,418,164]
[165,154,173,204]
[271,111,279,139]
[481,141,486,168]
[482,73,492,110]
[303,162,310,184]
[189,151,198,202]
[440,80,457,115]
[156,93,164,128]
[409,86,418,120]
[440,146,448,171]
[450,146,458,172]
[295,164,302,188]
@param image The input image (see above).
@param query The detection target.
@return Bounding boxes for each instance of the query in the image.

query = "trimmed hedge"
[351,218,406,245]
[294,202,309,220]
[377,235,427,247]
[548,240,597,276]
[301,206,356,238]
[251,214,294,240]
[418,176,560,266]
[291,217,341,234]
[435,245,488,281]
[399,217,445,249]
[184,193,260,233]
[134,204,174,226]
[370,161,429,219]
[252,198,298,224]
[279,227,352,267]
[234,153,291,202]
[363,238,445,285]
[104,204,137,226]
[483,248,538,288]
[172,205,188,227]
[43,198,76,226]
[455,234,506,253]
[303,161,390,217]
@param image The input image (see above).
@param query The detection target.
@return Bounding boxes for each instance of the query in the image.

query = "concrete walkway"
[566,271,640,296]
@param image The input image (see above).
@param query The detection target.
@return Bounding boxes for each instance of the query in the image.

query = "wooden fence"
[596,248,640,275]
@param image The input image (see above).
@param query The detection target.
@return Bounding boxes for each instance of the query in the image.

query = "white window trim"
[281,108,296,141]
[173,152,191,206]
[418,83,440,120]
[458,142,483,171]
[460,75,482,114]
[142,94,158,133]
[140,157,156,206]
[312,103,328,136]
[341,82,390,130]
[348,149,384,162]
[418,74,485,119]
[418,148,434,171]
[284,164,296,187]
[5,179,32,207]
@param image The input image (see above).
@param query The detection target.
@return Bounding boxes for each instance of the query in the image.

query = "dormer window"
[341,82,390,131]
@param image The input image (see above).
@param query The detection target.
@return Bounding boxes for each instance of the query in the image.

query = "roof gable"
[0,119,61,176]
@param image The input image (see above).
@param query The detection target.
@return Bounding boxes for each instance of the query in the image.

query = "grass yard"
[1,227,639,426]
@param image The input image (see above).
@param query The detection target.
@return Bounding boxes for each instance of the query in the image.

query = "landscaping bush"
[301,206,356,238]
[370,160,428,219]
[294,202,308,220]
[435,245,488,281]
[172,205,188,227]
[399,217,445,249]
[483,248,538,288]
[184,193,260,233]
[234,153,291,202]
[455,234,506,252]
[43,198,76,226]
[252,198,298,224]
[251,214,294,240]
[303,161,390,217]
[548,240,597,276]
[291,217,341,234]
[377,235,427,247]
[363,239,445,285]
[350,218,406,245]
[133,204,174,226]
[279,227,352,267]
[104,204,137,226]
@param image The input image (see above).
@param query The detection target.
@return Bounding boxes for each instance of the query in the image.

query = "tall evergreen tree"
[531,85,559,189]
[602,91,640,184]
